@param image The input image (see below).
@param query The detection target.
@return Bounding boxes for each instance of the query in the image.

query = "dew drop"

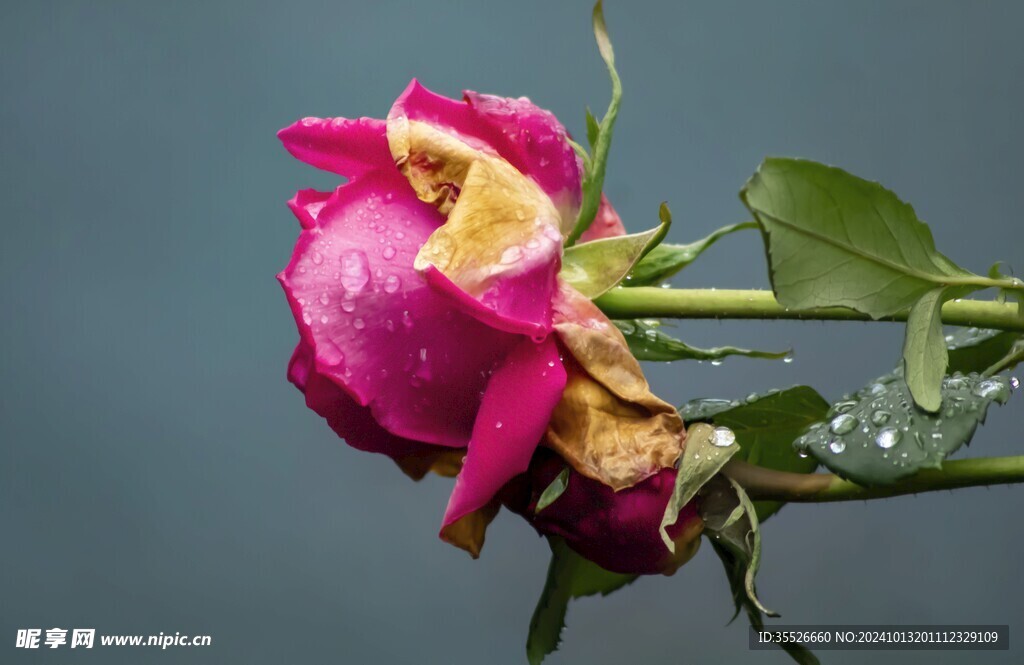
[711,427,736,447]
[353,318,365,330]
[383,275,401,294]
[829,413,859,435]
[500,245,523,265]
[495,421,503,429]
[320,314,329,324]
[342,300,357,313]
[339,250,370,292]
[870,410,892,426]
[973,379,1008,401]
[382,246,397,260]
[311,251,324,265]
[876,427,900,449]
[318,292,330,306]
[828,439,846,454]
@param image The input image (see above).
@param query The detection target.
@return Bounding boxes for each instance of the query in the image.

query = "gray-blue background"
[2,1,1021,663]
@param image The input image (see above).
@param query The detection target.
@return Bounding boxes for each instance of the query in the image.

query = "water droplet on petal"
[828,439,846,454]
[342,300,357,313]
[320,314,329,324]
[318,292,330,306]
[383,275,401,293]
[495,421,503,429]
[500,245,523,265]
[353,318,365,330]
[382,246,397,260]
[339,250,370,292]
[311,251,324,265]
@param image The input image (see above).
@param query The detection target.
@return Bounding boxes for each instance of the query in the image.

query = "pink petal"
[465,91,583,220]
[278,170,520,447]
[389,81,582,220]
[278,116,391,179]
[441,336,567,529]
[419,260,555,340]
[516,453,704,575]
[579,194,627,242]
[287,188,333,230]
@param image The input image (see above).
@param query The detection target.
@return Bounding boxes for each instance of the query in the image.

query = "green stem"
[594,288,1024,333]
[724,457,1024,503]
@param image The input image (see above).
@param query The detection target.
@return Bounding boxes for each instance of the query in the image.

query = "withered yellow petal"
[546,282,685,490]
[388,118,563,302]
[439,500,501,559]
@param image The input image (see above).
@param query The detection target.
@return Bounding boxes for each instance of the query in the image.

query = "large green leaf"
[679,387,829,520]
[709,540,820,665]
[660,423,739,549]
[795,370,1012,485]
[740,157,983,318]
[561,214,669,298]
[565,0,621,246]
[699,475,774,616]
[526,537,637,665]
[625,221,757,286]
[615,319,788,363]
[946,327,1023,375]
[902,287,949,412]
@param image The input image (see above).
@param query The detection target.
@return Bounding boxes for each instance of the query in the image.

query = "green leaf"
[795,370,1012,486]
[561,218,669,298]
[625,221,757,286]
[709,540,820,665]
[699,476,775,616]
[660,423,738,549]
[526,537,637,665]
[902,287,949,411]
[584,107,600,148]
[740,158,987,318]
[615,319,789,363]
[535,468,570,513]
[947,327,1023,375]
[564,0,622,246]
[680,387,829,520]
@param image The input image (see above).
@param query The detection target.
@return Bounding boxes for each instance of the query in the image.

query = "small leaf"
[561,220,669,298]
[902,287,949,411]
[626,221,757,286]
[709,540,820,665]
[946,327,1023,375]
[741,158,986,318]
[660,423,738,549]
[615,320,789,363]
[795,370,1012,486]
[699,476,775,616]
[527,537,636,665]
[564,0,623,246]
[585,107,600,148]
[535,468,570,513]
[680,386,829,520]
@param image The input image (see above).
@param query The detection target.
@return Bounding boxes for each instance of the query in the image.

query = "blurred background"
[2,1,1022,663]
